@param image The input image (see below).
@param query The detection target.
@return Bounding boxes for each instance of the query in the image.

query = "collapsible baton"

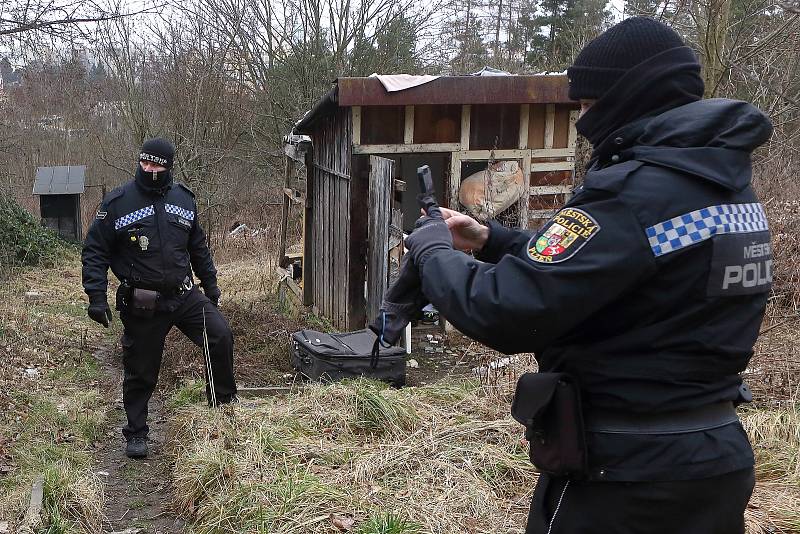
[202,307,218,407]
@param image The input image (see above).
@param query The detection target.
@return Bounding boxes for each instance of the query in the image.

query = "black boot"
[125,436,148,458]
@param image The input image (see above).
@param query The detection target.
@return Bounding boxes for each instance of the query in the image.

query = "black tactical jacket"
[420,99,773,481]
[82,179,217,304]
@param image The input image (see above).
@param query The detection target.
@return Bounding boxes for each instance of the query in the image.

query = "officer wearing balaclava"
[403,17,772,533]
[82,138,237,458]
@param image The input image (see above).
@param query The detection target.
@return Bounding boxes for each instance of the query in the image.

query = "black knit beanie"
[135,138,175,192]
[139,137,175,169]
[568,17,688,101]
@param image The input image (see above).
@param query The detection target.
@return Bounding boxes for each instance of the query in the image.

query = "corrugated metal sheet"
[32,165,86,195]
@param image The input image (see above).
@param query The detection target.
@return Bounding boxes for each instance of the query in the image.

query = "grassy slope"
[169,384,800,534]
[169,379,533,534]
[0,254,116,531]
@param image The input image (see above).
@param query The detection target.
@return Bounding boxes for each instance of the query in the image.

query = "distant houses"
[0,57,21,87]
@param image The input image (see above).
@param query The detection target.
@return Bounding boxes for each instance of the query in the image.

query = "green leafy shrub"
[0,194,70,269]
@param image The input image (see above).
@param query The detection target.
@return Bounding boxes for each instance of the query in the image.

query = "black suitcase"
[291,329,407,386]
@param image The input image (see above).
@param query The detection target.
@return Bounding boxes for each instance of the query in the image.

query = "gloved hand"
[204,285,221,306]
[87,293,112,328]
[369,255,427,346]
[404,215,454,272]
[439,207,490,252]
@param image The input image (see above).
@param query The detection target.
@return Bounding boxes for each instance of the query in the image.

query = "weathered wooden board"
[470,104,521,150]
[348,155,369,329]
[366,155,395,323]
[354,143,461,154]
[310,107,353,330]
[529,104,546,149]
[361,105,404,144]
[414,104,461,144]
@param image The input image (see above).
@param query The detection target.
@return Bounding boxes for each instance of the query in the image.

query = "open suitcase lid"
[292,329,405,357]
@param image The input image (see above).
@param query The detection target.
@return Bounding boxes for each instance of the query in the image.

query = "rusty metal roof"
[294,75,573,133]
[337,75,572,106]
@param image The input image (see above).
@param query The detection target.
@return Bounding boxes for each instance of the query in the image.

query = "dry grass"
[747,482,800,534]
[169,379,536,534]
[170,377,800,534]
[169,378,800,534]
[0,254,111,531]
[743,404,800,482]
[742,402,800,534]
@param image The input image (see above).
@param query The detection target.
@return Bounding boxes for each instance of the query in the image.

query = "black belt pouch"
[511,372,587,477]
[130,288,159,318]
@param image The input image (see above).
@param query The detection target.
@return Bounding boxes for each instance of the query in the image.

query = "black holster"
[511,372,588,477]
[115,282,133,312]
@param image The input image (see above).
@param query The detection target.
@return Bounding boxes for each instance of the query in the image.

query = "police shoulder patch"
[527,208,601,263]
[95,210,107,220]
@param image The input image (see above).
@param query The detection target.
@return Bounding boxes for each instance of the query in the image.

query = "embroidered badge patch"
[96,211,107,220]
[527,208,601,263]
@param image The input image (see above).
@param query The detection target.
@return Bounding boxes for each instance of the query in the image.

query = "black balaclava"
[567,17,704,163]
[135,138,175,193]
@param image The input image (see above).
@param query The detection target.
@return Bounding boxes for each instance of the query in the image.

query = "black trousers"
[525,468,755,534]
[120,287,236,439]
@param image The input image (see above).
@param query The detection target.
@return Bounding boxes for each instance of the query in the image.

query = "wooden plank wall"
[310,107,353,330]
[366,156,395,322]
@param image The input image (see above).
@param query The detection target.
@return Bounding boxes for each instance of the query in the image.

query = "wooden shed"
[32,165,86,241]
[281,75,578,331]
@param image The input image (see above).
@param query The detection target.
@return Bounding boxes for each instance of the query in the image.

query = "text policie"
[722,242,773,291]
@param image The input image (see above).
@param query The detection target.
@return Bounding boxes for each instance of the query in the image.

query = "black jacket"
[420,99,773,481]
[82,179,217,303]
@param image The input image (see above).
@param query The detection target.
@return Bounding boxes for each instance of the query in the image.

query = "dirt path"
[93,345,185,534]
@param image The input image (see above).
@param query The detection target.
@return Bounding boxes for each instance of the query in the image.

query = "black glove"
[417,191,441,218]
[204,285,221,306]
[87,293,112,328]
[369,255,427,347]
[404,215,453,272]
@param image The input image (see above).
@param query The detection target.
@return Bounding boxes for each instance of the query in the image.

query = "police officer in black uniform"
[82,138,237,458]
[403,18,772,533]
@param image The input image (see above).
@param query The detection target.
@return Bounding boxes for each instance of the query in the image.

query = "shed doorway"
[368,153,448,233]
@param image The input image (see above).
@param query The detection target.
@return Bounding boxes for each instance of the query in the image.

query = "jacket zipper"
[153,199,167,286]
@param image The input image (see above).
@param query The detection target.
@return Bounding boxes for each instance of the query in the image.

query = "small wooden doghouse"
[32,165,86,241]
[283,75,578,330]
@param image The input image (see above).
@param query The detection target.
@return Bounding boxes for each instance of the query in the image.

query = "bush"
[0,194,70,270]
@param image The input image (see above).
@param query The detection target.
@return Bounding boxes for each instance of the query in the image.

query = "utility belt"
[116,276,193,317]
[584,402,738,435]
[511,372,743,478]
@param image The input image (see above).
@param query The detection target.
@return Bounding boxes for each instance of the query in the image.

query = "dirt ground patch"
[93,345,186,534]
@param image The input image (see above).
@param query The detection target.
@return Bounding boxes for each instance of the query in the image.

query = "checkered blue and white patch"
[165,203,195,221]
[646,203,768,257]
[114,205,154,230]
